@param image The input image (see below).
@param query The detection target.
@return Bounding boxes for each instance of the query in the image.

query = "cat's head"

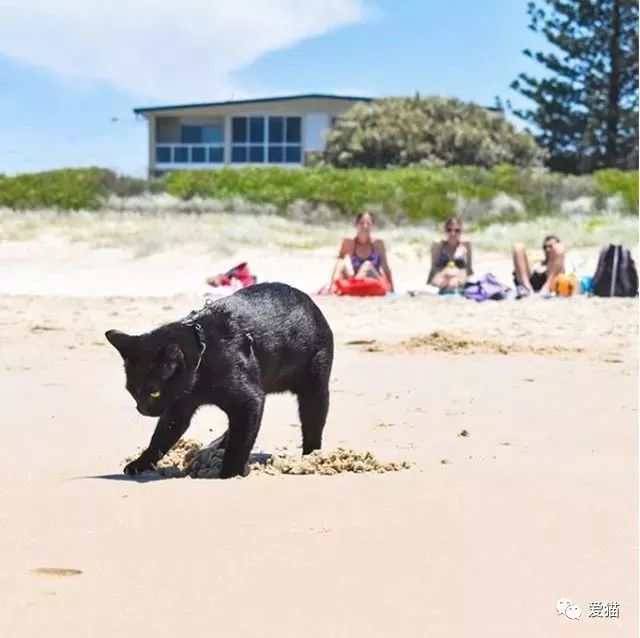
[105,329,191,417]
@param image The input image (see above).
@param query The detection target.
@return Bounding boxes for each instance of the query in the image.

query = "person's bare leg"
[330,257,353,290]
[432,268,459,292]
[441,277,457,292]
[430,271,447,290]
[512,243,533,292]
[540,243,566,293]
[447,270,467,291]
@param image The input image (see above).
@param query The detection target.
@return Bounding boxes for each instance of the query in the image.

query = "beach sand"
[0,237,637,637]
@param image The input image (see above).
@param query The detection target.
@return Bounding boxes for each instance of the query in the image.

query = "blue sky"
[0,1,546,176]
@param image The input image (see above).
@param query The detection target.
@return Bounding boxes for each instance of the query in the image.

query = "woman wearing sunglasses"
[428,216,473,292]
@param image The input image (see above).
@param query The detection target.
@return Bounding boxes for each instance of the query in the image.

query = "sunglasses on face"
[446,228,461,234]
[543,243,554,250]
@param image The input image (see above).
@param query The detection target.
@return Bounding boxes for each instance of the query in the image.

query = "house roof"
[133,93,372,115]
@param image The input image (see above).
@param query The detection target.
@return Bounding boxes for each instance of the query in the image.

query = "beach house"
[133,93,371,177]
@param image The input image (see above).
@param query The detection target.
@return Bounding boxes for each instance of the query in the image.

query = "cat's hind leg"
[296,349,332,455]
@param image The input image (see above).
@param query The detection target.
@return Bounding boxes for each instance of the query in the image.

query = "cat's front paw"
[123,455,155,476]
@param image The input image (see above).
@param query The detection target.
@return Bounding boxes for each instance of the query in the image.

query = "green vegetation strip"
[0,166,636,220]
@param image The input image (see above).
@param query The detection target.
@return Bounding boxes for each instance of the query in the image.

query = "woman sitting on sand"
[428,216,473,292]
[328,211,395,293]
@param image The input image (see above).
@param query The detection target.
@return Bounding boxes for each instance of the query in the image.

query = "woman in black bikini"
[329,211,394,292]
[428,216,473,292]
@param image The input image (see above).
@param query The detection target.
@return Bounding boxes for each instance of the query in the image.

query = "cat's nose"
[136,403,149,416]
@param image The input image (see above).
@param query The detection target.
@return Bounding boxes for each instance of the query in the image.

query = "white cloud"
[0,0,365,101]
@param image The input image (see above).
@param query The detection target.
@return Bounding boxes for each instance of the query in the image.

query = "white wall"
[304,113,331,152]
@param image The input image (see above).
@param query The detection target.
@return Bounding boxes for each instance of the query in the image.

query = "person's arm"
[465,241,473,275]
[329,239,350,287]
[375,239,394,292]
[428,241,441,283]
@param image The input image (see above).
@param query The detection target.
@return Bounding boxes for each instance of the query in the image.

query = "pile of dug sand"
[128,439,411,479]
[156,438,206,477]
[253,448,411,476]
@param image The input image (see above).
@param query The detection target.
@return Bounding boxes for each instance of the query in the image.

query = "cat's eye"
[150,391,161,399]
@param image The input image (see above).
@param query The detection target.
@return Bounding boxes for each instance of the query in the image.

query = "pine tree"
[511,0,638,172]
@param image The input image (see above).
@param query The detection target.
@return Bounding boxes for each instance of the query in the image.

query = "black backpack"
[592,244,638,297]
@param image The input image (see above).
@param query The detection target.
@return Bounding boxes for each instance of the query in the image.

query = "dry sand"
[0,236,637,637]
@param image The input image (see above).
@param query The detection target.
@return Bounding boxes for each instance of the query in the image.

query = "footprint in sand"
[31,567,83,577]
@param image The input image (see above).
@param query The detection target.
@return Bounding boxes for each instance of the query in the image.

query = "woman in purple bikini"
[329,211,395,293]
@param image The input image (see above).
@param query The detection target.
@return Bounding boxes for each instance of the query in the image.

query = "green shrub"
[323,97,547,169]
[100,171,149,197]
[163,166,618,221]
[594,169,639,212]
[0,168,163,209]
[1,166,637,221]
[0,168,109,209]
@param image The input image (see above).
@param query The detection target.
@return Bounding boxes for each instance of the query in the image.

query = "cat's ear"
[160,343,184,380]
[105,330,137,359]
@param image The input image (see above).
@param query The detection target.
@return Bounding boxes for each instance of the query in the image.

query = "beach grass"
[1,206,636,259]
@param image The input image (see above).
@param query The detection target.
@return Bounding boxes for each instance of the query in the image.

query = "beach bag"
[463,274,508,302]
[333,275,390,297]
[592,245,638,297]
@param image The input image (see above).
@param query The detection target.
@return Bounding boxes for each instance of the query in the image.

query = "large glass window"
[232,116,266,163]
[180,125,201,144]
[202,124,223,144]
[208,147,224,163]
[267,116,302,164]
[232,146,247,163]
[249,117,264,143]
[286,117,301,143]
[191,147,206,163]
[156,146,171,163]
[232,118,247,143]
[268,145,283,163]
[268,117,284,143]
[174,146,189,163]
[169,124,224,164]
[285,146,301,163]
[231,116,302,164]
[249,146,264,162]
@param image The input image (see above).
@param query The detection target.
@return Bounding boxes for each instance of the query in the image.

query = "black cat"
[106,283,334,478]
